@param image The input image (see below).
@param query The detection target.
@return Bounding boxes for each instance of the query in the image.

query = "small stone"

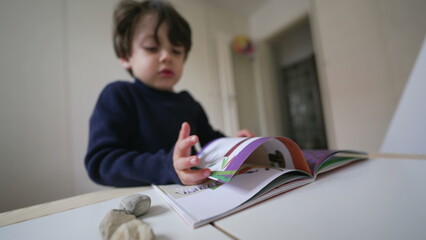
[99,209,136,240]
[110,219,155,240]
[118,194,151,217]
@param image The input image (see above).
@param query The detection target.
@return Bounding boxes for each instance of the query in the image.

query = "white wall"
[232,51,261,135]
[271,19,314,67]
[0,0,248,212]
[249,0,426,152]
[66,0,128,196]
[0,0,74,213]
[250,0,309,40]
[310,0,426,152]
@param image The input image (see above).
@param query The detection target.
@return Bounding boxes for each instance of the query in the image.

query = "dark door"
[281,55,328,149]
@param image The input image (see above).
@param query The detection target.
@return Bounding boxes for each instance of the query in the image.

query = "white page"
[176,168,298,221]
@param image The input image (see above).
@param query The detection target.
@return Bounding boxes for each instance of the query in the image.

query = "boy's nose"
[159,50,172,63]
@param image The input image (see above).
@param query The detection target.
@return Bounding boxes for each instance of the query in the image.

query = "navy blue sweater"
[85,79,224,187]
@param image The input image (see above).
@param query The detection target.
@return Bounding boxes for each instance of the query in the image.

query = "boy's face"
[120,13,185,92]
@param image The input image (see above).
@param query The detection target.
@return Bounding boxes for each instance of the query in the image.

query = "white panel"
[381,36,426,154]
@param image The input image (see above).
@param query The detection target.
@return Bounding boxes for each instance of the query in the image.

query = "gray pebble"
[110,219,154,240]
[118,194,151,217]
[99,209,135,240]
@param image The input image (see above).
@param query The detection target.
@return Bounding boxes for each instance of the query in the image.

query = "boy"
[85,0,254,187]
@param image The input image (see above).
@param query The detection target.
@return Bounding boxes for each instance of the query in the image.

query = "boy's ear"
[119,58,131,69]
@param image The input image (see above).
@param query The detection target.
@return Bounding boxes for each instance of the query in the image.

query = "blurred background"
[0,0,425,212]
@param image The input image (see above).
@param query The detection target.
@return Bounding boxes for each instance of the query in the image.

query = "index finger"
[174,135,198,159]
[178,122,190,141]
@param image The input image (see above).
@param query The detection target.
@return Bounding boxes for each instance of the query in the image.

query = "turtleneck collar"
[134,78,182,100]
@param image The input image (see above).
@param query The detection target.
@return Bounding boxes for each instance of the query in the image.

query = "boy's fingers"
[174,135,198,158]
[174,156,199,170]
[178,122,190,141]
[236,129,255,138]
[179,168,211,185]
[174,122,210,185]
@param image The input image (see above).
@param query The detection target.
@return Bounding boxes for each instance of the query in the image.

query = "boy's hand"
[235,129,255,138]
[173,122,211,185]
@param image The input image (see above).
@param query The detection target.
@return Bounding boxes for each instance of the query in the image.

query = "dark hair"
[113,0,192,61]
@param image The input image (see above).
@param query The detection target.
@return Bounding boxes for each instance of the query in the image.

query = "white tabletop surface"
[2,158,425,239]
[214,158,426,240]
[0,188,231,240]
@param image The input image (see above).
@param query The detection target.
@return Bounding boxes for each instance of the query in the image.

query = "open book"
[153,137,367,228]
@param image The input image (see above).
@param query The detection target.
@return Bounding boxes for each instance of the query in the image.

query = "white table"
[214,158,426,239]
[1,157,425,239]
[0,188,231,239]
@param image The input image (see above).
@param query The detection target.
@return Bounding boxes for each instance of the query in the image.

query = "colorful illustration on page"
[197,137,257,183]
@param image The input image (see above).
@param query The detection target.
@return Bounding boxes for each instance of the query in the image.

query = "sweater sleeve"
[84,83,181,187]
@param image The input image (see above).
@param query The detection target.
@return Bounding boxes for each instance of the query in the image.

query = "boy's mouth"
[159,69,175,78]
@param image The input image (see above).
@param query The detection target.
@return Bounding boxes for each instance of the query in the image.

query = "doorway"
[270,17,328,149]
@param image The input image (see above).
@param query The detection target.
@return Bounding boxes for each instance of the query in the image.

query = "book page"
[302,150,368,175]
[197,137,302,183]
[276,137,311,174]
[156,167,309,227]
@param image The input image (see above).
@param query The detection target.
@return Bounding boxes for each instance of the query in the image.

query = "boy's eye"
[144,46,158,52]
[172,48,183,55]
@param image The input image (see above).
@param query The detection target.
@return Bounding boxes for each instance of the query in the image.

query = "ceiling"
[198,0,268,16]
